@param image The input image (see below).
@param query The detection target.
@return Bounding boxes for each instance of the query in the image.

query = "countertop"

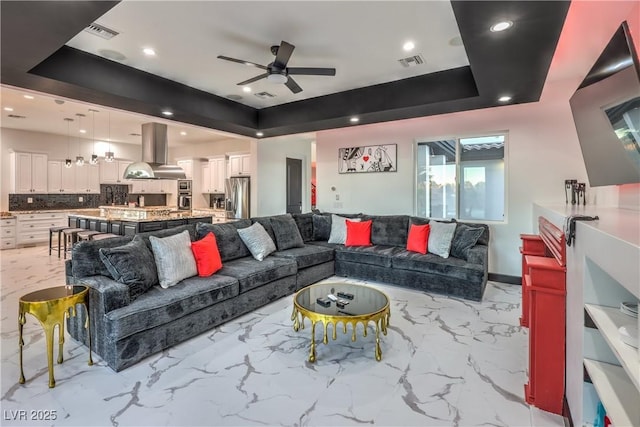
[7,207,218,223]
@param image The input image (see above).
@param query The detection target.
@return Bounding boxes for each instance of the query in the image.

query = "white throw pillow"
[237,222,277,261]
[149,230,198,288]
[328,214,361,244]
[427,221,457,258]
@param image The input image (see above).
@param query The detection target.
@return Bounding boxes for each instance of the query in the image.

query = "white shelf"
[583,359,640,427]
[585,303,640,391]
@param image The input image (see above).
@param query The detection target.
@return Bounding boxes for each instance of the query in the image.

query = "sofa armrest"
[76,276,131,314]
[466,245,488,267]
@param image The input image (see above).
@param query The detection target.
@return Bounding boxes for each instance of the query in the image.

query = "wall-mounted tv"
[569,21,640,187]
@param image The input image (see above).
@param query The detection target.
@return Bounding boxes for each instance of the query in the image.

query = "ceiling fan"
[217,40,336,94]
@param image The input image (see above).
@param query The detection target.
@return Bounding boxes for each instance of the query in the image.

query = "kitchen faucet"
[105,186,114,205]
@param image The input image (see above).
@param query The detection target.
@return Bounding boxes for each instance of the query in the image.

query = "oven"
[178,194,192,211]
[177,179,192,192]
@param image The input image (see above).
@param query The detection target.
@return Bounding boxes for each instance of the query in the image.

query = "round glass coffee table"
[291,283,390,362]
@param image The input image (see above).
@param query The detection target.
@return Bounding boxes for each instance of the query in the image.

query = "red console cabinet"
[519,234,546,327]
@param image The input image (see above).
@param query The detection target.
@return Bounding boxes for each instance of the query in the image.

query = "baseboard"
[488,273,521,285]
[563,395,573,427]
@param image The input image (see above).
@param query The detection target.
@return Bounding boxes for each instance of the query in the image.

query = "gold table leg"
[44,323,56,388]
[374,320,382,362]
[18,312,25,384]
[309,321,317,363]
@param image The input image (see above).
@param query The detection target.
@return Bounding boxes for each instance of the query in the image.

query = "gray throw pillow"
[271,214,305,250]
[312,214,332,241]
[237,222,277,261]
[149,230,198,288]
[328,214,361,244]
[450,224,485,260]
[428,221,457,258]
[99,235,158,300]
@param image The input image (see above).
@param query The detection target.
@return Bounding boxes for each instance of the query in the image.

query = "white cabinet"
[48,161,76,193]
[203,157,226,193]
[10,152,48,193]
[228,154,250,176]
[161,180,175,194]
[16,212,66,245]
[100,160,133,184]
[75,164,100,193]
[131,180,164,194]
[0,217,16,250]
[177,160,194,179]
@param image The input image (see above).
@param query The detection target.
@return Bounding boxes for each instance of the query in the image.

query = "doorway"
[286,157,302,214]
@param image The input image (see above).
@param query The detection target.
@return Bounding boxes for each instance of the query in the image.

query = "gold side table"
[18,285,93,388]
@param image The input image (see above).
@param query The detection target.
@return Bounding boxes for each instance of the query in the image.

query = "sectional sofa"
[66,213,489,371]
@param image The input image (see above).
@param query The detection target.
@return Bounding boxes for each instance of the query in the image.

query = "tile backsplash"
[9,184,166,211]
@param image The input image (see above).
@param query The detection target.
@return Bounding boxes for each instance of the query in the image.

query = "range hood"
[123,123,186,180]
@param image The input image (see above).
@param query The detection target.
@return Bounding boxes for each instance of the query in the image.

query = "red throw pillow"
[406,224,430,254]
[345,220,372,246]
[190,232,223,277]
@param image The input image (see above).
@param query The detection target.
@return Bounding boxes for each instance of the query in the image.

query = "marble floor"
[0,245,565,427]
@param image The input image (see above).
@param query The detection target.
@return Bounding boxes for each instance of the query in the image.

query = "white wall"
[255,135,313,216]
[169,138,250,159]
[316,97,617,276]
[0,128,141,211]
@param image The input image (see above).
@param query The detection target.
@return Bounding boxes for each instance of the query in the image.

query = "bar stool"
[49,226,69,257]
[77,230,102,241]
[91,233,119,241]
[62,228,84,259]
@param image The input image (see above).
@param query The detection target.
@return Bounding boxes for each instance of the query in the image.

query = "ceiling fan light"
[267,73,288,84]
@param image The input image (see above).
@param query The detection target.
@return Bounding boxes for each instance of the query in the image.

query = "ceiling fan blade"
[217,55,268,70]
[285,76,302,94]
[237,73,269,86]
[287,67,336,76]
[273,41,295,69]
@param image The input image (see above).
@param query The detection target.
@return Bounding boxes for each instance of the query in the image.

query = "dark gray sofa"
[65,213,487,372]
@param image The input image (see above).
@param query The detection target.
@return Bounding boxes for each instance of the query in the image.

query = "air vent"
[84,22,119,40]
[398,54,424,68]
[254,91,276,99]
[7,114,26,119]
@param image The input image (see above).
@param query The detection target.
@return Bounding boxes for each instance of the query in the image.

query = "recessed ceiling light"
[143,47,156,56]
[180,131,187,136]
[243,86,252,93]
[498,95,512,102]
[23,95,34,100]
[162,110,173,116]
[403,41,415,51]
[256,132,264,137]
[350,117,359,123]
[490,21,513,32]
[3,107,13,111]
[79,129,87,134]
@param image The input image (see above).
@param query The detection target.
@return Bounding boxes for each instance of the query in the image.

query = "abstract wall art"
[338,144,397,173]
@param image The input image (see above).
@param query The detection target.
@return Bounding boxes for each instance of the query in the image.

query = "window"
[416,134,505,221]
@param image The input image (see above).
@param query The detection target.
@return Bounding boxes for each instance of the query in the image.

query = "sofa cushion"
[250,216,276,243]
[150,230,198,289]
[292,213,314,242]
[406,224,430,255]
[328,214,361,244]
[409,216,430,227]
[271,214,305,250]
[104,274,240,340]
[98,235,158,300]
[345,220,372,246]
[137,224,196,252]
[196,220,252,262]
[191,232,223,277]
[218,256,297,293]
[238,222,277,261]
[391,250,485,283]
[272,244,335,269]
[428,221,457,258]
[335,245,403,268]
[455,221,490,246]
[312,214,331,241]
[361,215,410,247]
[450,224,485,260]
[72,235,133,279]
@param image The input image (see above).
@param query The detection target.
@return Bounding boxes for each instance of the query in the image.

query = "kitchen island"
[68,206,214,236]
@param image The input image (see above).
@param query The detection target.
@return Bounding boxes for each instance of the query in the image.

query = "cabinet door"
[145,180,162,193]
[130,180,145,193]
[48,161,62,192]
[14,152,32,193]
[214,158,226,192]
[75,165,89,192]
[31,154,48,192]
[202,163,211,193]
[240,154,251,175]
[87,165,100,193]
[118,161,132,184]
[177,160,193,179]
[162,180,175,194]
[61,164,76,192]
[229,156,241,176]
[100,161,119,183]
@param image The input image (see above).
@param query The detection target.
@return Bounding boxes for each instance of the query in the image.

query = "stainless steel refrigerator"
[225,176,250,219]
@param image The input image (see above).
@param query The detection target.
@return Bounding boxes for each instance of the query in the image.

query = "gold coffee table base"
[18,286,93,388]
[291,284,390,363]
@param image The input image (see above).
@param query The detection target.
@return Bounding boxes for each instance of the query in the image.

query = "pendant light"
[89,109,99,164]
[104,111,115,162]
[64,117,74,168]
[75,113,85,166]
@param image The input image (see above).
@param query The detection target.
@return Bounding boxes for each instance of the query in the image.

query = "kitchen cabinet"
[1,217,16,250]
[16,212,66,245]
[130,180,164,194]
[177,160,194,179]
[100,160,133,184]
[47,161,76,193]
[75,164,100,193]
[228,154,250,176]
[10,152,48,194]
[203,157,226,193]
[161,180,175,194]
